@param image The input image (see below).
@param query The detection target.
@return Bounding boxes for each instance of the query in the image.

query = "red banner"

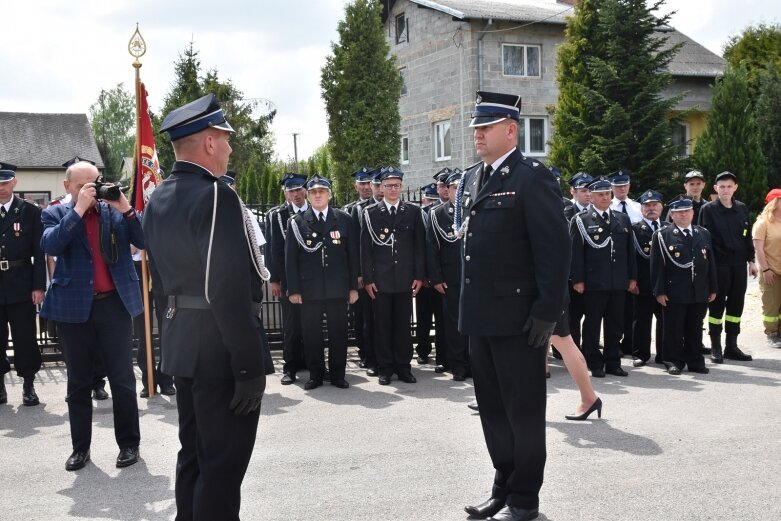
[131,83,162,212]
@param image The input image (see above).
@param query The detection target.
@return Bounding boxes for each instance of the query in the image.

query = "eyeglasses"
[383,184,402,190]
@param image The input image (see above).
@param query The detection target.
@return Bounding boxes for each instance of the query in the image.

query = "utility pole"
[292,133,299,168]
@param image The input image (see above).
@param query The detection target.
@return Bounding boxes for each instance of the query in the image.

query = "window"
[399,66,408,96]
[401,134,409,165]
[15,191,51,207]
[502,44,541,77]
[434,121,451,161]
[395,14,408,44]
[516,117,548,156]
[670,121,689,156]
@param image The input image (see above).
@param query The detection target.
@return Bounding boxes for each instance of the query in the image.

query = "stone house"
[381,0,726,187]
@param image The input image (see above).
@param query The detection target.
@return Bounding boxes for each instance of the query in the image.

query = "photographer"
[40,160,143,471]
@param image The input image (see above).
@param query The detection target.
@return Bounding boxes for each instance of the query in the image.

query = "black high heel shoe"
[565,397,602,421]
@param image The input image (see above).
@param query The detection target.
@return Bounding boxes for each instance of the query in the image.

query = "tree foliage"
[153,42,276,197]
[693,65,766,214]
[755,64,781,190]
[724,23,781,105]
[321,0,402,192]
[89,83,135,181]
[549,0,685,195]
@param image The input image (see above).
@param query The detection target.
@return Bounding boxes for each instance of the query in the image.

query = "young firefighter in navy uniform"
[426,170,469,381]
[143,94,266,521]
[651,198,717,375]
[360,167,425,385]
[286,175,359,390]
[630,190,669,367]
[0,162,45,406]
[267,173,309,384]
[570,178,637,378]
[459,92,570,521]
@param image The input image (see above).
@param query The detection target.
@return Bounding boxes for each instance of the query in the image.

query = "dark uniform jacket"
[570,207,637,291]
[426,201,462,287]
[632,219,669,296]
[142,161,265,381]
[458,150,570,336]
[360,200,425,294]
[266,204,293,289]
[285,207,359,300]
[651,224,718,303]
[563,201,588,222]
[698,198,754,266]
[0,196,45,304]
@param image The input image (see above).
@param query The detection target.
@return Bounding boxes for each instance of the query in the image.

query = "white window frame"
[395,13,408,44]
[401,134,409,165]
[502,44,542,78]
[670,121,690,157]
[433,120,452,161]
[517,117,549,157]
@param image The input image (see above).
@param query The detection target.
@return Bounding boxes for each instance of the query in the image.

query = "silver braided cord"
[430,206,459,245]
[575,215,613,249]
[363,209,394,248]
[276,211,287,241]
[290,218,323,253]
[632,228,651,260]
[242,205,270,281]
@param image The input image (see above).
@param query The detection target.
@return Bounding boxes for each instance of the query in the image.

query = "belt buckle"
[0,260,8,271]
[165,295,176,319]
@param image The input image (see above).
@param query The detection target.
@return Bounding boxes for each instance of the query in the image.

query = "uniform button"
[394,260,398,264]
[516,288,521,294]
[465,278,471,284]
[465,255,471,261]
[471,210,476,216]
[240,370,247,375]
[468,232,473,237]
[497,201,502,206]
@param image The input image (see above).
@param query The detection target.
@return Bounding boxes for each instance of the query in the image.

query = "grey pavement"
[2,281,781,521]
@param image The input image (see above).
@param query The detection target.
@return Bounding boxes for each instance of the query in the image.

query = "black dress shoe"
[398,372,417,383]
[65,450,90,471]
[688,366,710,374]
[159,383,177,396]
[366,367,378,377]
[92,386,109,400]
[304,379,323,390]
[464,496,504,519]
[331,379,350,389]
[116,446,140,468]
[358,360,367,369]
[453,372,466,382]
[724,347,753,361]
[280,373,296,385]
[467,400,479,412]
[591,368,606,378]
[416,356,429,365]
[434,365,447,373]
[606,367,628,377]
[487,505,539,521]
[139,387,150,398]
[565,397,602,421]
[632,358,646,368]
[22,379,39,406]
[667,365,682,375]
[378,375,392,385]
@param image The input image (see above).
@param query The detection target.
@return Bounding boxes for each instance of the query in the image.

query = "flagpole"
[129,24,155,398]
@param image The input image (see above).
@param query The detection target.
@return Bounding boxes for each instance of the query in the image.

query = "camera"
[94,175,123,201]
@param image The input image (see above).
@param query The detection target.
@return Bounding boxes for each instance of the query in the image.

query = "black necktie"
[620,201,628,214]
[683,228,691,237]
[602,211,610,223]
[479,165,493,190]
[390,206,397,219]
[318,212,325,223]
[0,206,5,219]
[652,221,659,231]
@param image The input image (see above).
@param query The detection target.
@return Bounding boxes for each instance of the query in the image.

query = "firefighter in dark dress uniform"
[630,190,669,367]
[360,167,425,385]
[286,175,359,390]
[143,94,267,521]
[459,91,570,521]
[651,198,717,374]
[563,172,593,350]
[267,173,308,384]
[0,162,45,406]
[570,178,637,378]
[426,170,469,380]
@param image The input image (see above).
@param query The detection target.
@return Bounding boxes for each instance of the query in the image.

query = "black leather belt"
[165,295,262,318]
[0,258,31,271]
[93,290,117,301]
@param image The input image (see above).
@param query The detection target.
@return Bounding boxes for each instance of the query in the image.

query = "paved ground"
[2,280,780,521]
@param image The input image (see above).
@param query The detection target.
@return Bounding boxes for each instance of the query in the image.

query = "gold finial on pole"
[128,22,146,68]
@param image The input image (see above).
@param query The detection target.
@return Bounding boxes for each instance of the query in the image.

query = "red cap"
[766,189,781,204]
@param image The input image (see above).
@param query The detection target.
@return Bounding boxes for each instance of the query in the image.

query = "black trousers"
[442,286,469,374]
[582,290,625,371]
[414,285,446,363]
[357,288,376,368]
[373,291,413,377]
[280,294,305,375]
[133,261,173,388]
[567,285,585,347]
[57,294,140,452]
[663,302,707,370]
[301,298,348,382]
[708,264,748,335]
[174,376,259,521]
[632,294,663,363]
[470,334,547,510]
[0,300,41,378]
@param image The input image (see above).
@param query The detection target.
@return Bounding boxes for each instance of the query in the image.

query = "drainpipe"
[478,18,493,91]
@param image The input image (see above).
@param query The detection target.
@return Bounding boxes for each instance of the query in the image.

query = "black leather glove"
[522,316,556,349]
[229,375,266,416]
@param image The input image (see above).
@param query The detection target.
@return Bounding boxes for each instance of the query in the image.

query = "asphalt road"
[1,280,780,521]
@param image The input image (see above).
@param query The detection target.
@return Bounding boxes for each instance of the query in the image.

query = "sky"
[2,0,780,162]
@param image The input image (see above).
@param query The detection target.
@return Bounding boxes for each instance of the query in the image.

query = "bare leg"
[551,334,599,415]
